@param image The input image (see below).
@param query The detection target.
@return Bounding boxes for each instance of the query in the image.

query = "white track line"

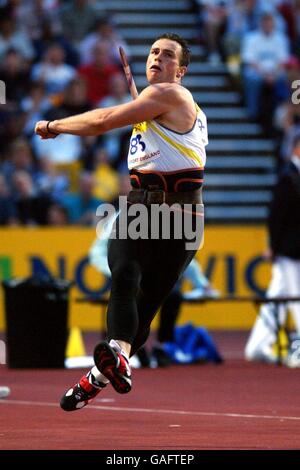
[1,399,300,422]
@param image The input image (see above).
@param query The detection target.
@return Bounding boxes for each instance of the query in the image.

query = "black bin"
[2,276,72,368]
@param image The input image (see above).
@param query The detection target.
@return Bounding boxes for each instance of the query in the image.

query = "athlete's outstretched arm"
[35,84,182,139]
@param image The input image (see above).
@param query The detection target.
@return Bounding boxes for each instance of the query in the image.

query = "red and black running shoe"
[93,341,132,394]
[60,371,106,411]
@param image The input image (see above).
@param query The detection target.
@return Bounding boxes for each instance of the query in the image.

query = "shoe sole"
[94,341,131,394]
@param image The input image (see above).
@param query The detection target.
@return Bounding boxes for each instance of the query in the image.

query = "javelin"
[119,46,139,100]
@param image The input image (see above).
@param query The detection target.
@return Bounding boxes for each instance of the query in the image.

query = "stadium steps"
[105,0,276,223]
[206,156,274,169]
[104,0,191,12]
[114,13,197,26]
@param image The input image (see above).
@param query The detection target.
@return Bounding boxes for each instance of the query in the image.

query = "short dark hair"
[155,33,190,67]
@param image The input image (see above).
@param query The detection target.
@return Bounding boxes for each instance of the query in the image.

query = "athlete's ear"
[177,66,187,78]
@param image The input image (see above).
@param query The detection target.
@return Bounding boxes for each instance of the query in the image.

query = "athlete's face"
[146,38,187,84]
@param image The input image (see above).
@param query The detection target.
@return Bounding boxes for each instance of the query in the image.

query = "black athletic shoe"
[60,371,106,411]
[94,341,132,394]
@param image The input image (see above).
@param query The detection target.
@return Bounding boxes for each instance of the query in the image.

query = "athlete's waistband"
[127,188,203,206]
[129,167,204,193]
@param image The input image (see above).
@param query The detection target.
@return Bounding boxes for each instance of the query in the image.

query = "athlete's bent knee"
[111,261,141,294]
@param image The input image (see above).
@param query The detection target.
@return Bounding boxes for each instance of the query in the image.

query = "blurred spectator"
[224,0,254,64]
[0,1,15,18]
[32,129,83,191]
[12,170,53,225]
[117,129,133,174]
[0,2,129,230]
[54,77,97,174]
[20,82,52,136]
[0,49,31,108]
[92,148,120,203]
[241,12,290,124]
[78,41,120,105]
[47,203,69,225]
[273,56,300,165]
[194,0,229,64]
[15,0,60,41]
[195,0,289,67]
[0,16,35,62]
[61,171,102,225]
[31,77,92,189]
[31,43,76,95]
[293,0,300,58]
[245,134,300,364]
[0,173,17,225]
[0,111,27,161]
[55,77,92,115]
[79,16,130,66]
[224,0,286,70]
[33,18,79,66]
[58,0,102,45]
[35,157,69,201]
[32,127,83,159]
[97,74,132,166]
[275,102,300,165]
[276,0,300,58]
[2,138,36,189]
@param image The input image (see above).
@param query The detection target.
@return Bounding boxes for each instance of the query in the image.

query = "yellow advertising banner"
[0,226,271,331]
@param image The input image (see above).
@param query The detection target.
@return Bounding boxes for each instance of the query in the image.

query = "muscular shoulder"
[141,83,192,105]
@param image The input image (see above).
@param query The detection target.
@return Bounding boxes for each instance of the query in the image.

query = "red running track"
[1,354,300,450]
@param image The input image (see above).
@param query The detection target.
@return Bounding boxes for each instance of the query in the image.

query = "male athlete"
[35,33,208,411]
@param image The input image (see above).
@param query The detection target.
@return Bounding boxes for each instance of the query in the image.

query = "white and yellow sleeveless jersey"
[127,104,208,172]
